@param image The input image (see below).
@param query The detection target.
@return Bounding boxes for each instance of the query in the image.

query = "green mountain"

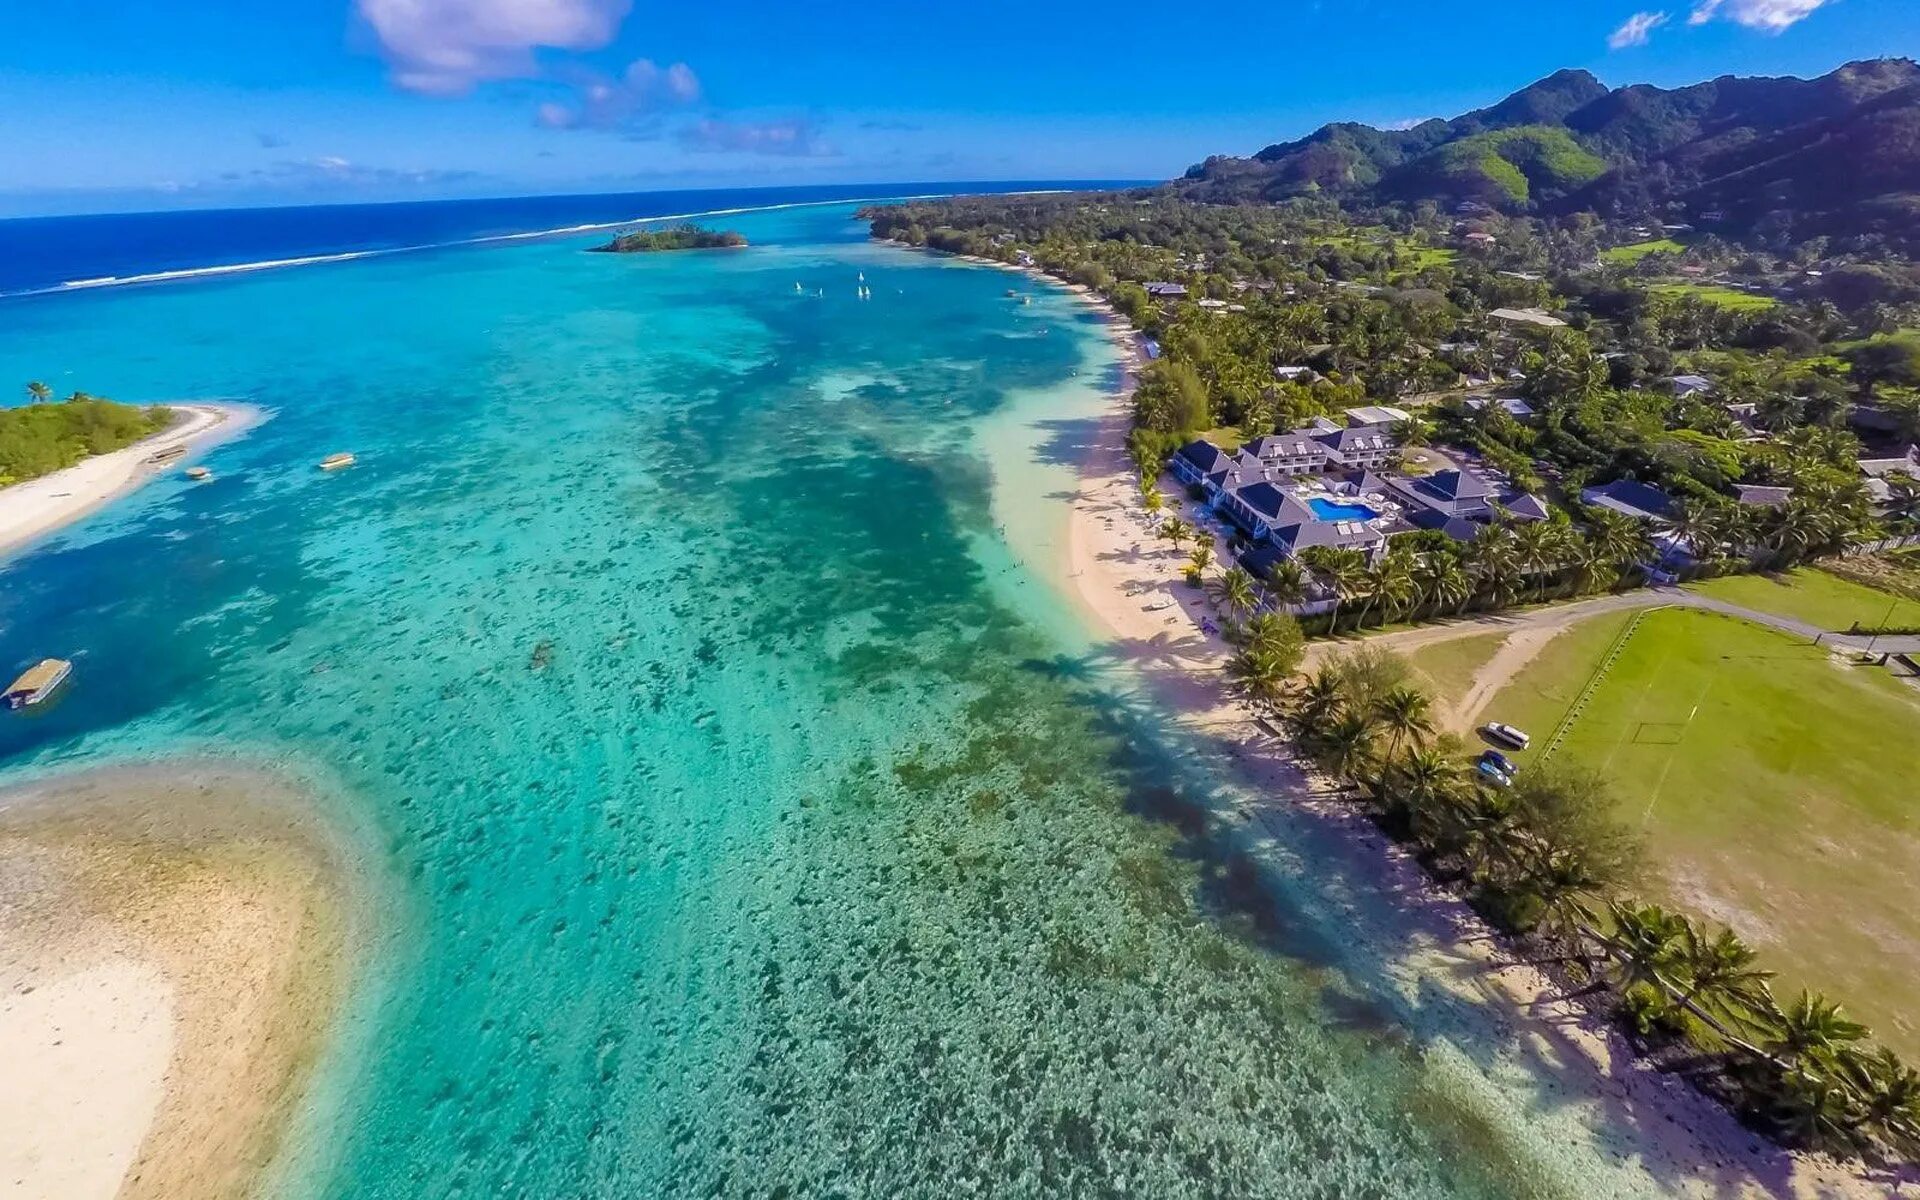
[1178,58,1920,247]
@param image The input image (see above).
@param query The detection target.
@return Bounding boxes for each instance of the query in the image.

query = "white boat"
[319,452,356,471]
[5,659,72,710]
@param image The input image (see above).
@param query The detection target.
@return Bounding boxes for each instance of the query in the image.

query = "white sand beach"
[0,403,259,561]
[997,282,1916,1196]
[0,764,356,1200]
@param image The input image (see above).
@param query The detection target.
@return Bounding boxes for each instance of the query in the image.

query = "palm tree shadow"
[1054,639,1856,1198]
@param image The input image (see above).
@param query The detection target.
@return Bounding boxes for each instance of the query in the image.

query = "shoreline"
[0,401,262,562]
[890,236,1913,1195]
[0,759,363,1200]
[1050,298,1910,1197]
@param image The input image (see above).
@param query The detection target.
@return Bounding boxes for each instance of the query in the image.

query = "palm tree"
[1188,541,1214,573]
[1349,557,1413,630]
[1412,556,1469,618]
[1446,786,1528,887]
[1598,901,1691,1010]
[1287,670,1346,741]
[1584,509,1651,583]
[1371,685,1434,761]
[1318,553,1367,632]
[1837,1046,1920,1151]
[1764,991,1868,1071]
[1672,924,1774,1036]
[1664,497,1714,568]
[1510,521,1558,600]
[1389,746,1466,847]
[1316,709,1380,785]
[1227,643,1294,711]
[1465,530,1522,610]
[1159,516,1193,552]
[1264,558,1310,612]
[1210,565,1257,623]
[24,380,51,404]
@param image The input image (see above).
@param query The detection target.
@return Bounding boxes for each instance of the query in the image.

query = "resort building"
[1383,468,1548,538]
[1144,282,1189,300]
[1172,431,1411,563]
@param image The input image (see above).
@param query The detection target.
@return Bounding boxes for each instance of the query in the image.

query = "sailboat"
[794,281,804,294]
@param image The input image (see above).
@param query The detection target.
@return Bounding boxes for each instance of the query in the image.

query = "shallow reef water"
[1,203,1599,1197]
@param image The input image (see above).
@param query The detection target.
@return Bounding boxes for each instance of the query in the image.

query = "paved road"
[1310,587,1920,666]
[1303,586,1920,731]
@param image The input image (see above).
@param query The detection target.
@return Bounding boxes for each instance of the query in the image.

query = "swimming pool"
[1307,497,1380,522]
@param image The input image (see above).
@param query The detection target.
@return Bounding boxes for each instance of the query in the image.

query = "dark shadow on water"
[1046,633,1855,1200]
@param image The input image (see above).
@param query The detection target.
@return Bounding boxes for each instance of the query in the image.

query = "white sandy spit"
[0,403,260,561]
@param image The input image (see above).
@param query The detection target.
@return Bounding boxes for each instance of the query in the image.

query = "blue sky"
[1,0,1915,216]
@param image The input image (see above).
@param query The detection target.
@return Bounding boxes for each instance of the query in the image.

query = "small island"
[2,385,171,487]
[593,224,748,254]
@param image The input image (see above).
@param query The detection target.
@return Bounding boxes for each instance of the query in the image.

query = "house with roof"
[1858,447,1919,504]
[1343,405,1410,428]
[1580,479,1676,523]
[1305,418,1400,471]
[1489,307,1567,329]
[1464,396,1536,420]
[1383,468,1548,539]
[1215,478,1392,561]
[1734,484,1792,509]
[1668,374,1714,397]
[1144,282,1188,300]
[1273,365,1318,383]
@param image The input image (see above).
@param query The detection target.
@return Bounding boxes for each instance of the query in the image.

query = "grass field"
[1649,282,1777,312]
[1485,607,1920,1056]
[1404,631,1509,716]
[1601,238,1685,264]
[1689,568,1920,632]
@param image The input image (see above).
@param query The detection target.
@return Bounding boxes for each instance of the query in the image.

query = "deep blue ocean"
[0,180,1127,297]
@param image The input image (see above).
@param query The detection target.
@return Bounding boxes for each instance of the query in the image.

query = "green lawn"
[1688,568,1920,633]
[1485,607,1920,1057]
[1404,631,1509,717]
[1401,246,1458,272]
[1601,238,1685,264]
[1649,282,1777,312]
[1474,609,1637,740]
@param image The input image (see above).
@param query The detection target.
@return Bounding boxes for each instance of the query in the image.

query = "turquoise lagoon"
[2,204,1664,1197]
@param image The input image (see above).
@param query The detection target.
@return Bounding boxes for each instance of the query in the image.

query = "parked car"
[1483,722,1531,750]
[1474,759,1513,787]
[1477,749,1517,777]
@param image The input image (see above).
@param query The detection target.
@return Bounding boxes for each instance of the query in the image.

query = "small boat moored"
[319,453,356,471]
[185,466,212,481]
[5,658,72,710]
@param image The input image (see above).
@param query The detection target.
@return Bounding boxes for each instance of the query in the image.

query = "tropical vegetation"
[1,385,172,487]
[1266,646,1920,1164]
[595,224,748,253]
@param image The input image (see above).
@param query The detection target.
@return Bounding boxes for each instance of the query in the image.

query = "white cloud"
[678,118,836,158]
[1608,11,1670,48]
[1688,0,1831,32]
[537,58,701,129]
[355,0,632,95]
[1383,116,1438,131]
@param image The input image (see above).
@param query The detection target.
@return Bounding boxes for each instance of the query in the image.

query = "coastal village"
[871,185,1920,1181]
